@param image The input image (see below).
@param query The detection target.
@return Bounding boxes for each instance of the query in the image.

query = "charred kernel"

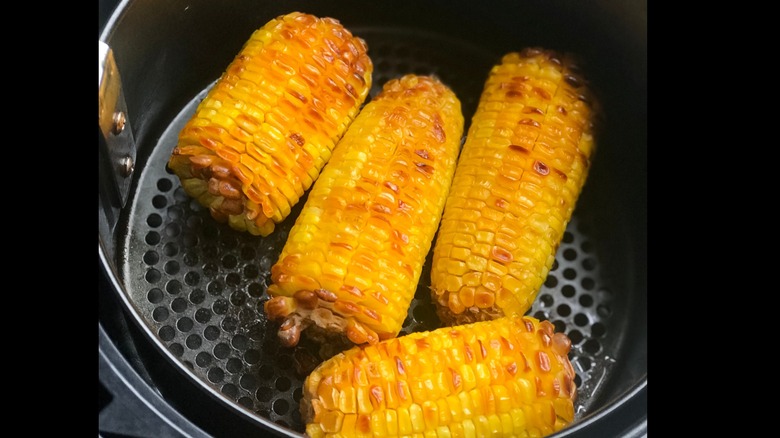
[415,149,430,159]
[509,144,530,154]
[415,339,430,349]
[294,290,319,309]
[518,118,541,127]
[415,162,435,176]
[539,320,555,336]
[564,374,575,395]
[363,308,381,321]
[506,362,518,376]
[345,83,358,99]
[371,203,392,214]
[290,132,306,146]
[189,155,214,168]
[552,378,561,395]
[533,160,550,176]
[315,288,339,302]
[290,91,308,103]
[552,168,568,181]
[522,106,544,115]
[340,284,364,297]
[464,345,473,362]
[264,296,293,320]
[557,105,568,115]
[539,331,552,347]
[211,163,232,179]
[278,319,301,347]
[535,376,546,397]
[479,340,488,358]
[384,181,399,193]
[534,87,552,100]
[552,332,572,356]
[522,318,535,333]
[536,351,551,372]
[519,352,530,371]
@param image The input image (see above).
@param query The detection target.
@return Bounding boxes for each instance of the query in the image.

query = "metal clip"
[99,41,136,207]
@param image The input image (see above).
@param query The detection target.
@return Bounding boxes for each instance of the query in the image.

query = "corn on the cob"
[167,12,372,236]
[264,75,464,347]
[430,48,598,325]
[302,315,576,438]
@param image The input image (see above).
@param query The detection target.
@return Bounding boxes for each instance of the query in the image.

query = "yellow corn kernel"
[302,316,577,437]
[431,48,598,325]
[264,75,464,347]
[168,12,372,236]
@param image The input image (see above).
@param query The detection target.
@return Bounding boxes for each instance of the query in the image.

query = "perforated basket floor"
[120,27,629,434]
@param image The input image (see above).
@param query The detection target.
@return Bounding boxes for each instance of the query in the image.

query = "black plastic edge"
[99,322,212,438]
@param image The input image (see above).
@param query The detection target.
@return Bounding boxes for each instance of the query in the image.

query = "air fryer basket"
[99,1,646,436]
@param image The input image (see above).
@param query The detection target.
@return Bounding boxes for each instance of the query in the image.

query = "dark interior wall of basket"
[100,0,646,436]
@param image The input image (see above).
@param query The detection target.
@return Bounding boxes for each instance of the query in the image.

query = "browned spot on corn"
[218,180,242,199]
[533,160,550,176]
[340,285,363,297]
[523,106,544,115]
[315,288,338,302]
[415,162,435,177]
[371,203,392,214]
[506,361,518,376]
[278,318,302,347]
[415,149,430,159]
[168,12,372,238]
[552,333,572,356]
[519,118,541,127]
[552,168,568,181]
[564,374,575,396]
[509,144,530,154]
[330,242,353,251]
[264,296,292,321]
[478,340,488,359]
[289,132,305,146]
[294,290,319,309]
[491,246,513,263]
[537,351,552,372]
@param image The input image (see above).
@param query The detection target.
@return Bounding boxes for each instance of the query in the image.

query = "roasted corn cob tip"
[431,48,598,326]
[167,12,373,236]
[264,75,464,348]
[302,315,577,438]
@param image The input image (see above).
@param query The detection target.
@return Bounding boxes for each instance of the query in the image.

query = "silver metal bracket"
[99,41,136,207]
